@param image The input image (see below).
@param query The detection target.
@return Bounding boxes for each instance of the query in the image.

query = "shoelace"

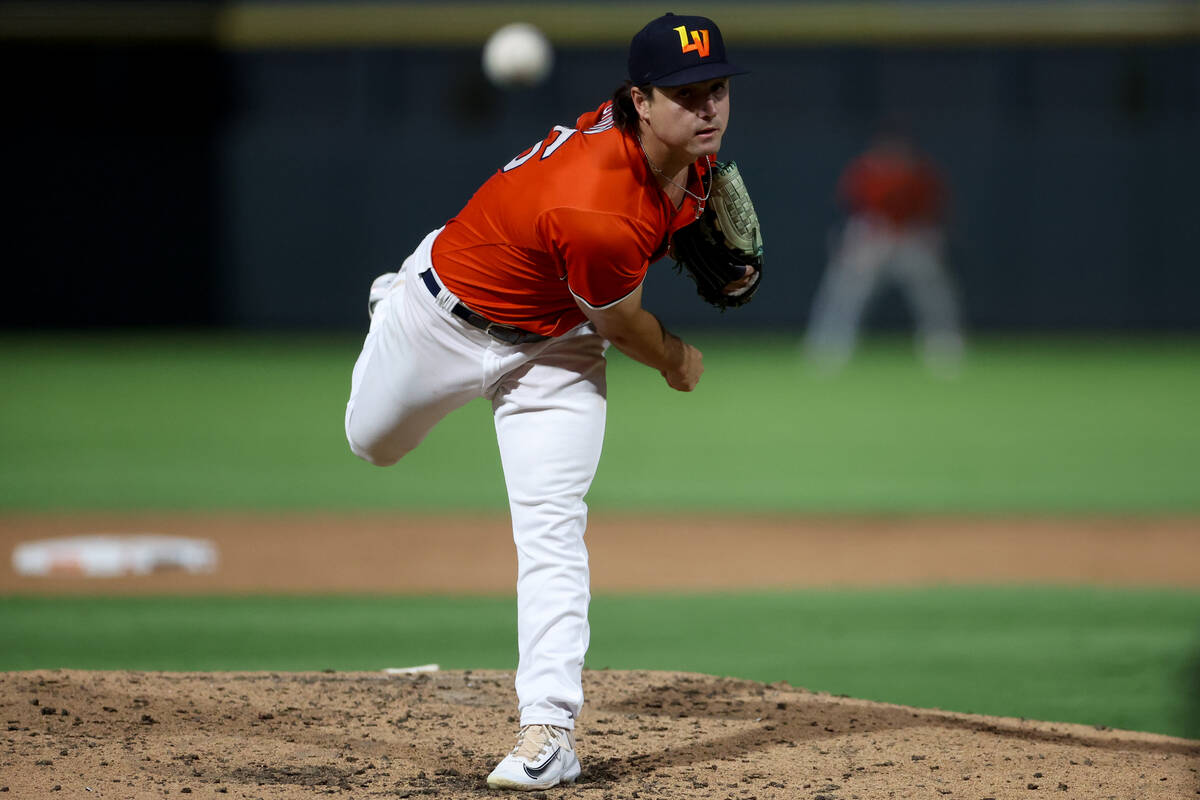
[511,724,556,760]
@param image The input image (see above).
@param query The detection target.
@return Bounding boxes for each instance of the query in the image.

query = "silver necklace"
[637,135,713,219]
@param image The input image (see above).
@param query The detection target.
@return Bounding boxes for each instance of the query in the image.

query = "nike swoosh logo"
[522,746,561,779]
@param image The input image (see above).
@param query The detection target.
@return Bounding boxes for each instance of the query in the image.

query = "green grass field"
[2,332,1198,739]
[2,332,1198,511]
[1,589,1197,738]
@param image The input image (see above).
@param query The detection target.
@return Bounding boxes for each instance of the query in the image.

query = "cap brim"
[651,62,748,87]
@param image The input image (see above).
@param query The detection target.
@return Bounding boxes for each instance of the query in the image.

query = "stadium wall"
[3,4,1198,331]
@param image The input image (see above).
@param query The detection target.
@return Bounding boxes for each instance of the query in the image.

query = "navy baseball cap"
[628,12,747,87]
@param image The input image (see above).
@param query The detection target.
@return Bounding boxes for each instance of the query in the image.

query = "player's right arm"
[541,204,704,391]
[574,286,704,392]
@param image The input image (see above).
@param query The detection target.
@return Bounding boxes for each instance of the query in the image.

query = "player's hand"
[724,265,758,296]
[662,342,704,392]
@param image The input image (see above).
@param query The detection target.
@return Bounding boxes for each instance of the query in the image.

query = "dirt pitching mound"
[2,669,1196,799]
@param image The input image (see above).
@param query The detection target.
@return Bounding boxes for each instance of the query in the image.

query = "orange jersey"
[838,151,945,227]
[431,102,710,338]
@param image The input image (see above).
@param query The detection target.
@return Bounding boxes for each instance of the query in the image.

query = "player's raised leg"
[345,233,481,466]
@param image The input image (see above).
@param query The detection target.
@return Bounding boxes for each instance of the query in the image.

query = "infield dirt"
[3,512,1199,594]
[2,512,1199,798]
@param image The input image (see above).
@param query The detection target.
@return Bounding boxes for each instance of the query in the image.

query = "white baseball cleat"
[367,271,401,319]
[486,724,580,791]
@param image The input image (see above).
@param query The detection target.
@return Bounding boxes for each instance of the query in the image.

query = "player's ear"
[630,85,653,121]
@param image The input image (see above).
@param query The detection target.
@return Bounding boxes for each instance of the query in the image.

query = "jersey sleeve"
[537,206,656,309]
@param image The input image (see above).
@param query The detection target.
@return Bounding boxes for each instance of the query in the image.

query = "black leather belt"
[420,269,549,346]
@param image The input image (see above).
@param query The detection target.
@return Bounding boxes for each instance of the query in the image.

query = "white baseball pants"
[345,229,607,729]
[805,216,964,370]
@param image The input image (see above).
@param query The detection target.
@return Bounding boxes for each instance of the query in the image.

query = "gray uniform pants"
[805,216,964,371]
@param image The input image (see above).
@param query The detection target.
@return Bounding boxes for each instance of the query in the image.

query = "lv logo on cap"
[674,25,710,58]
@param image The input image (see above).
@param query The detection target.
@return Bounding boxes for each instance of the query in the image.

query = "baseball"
[482,22,554,89]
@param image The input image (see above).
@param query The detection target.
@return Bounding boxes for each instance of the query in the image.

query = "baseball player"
[345,13,752,791]
[804,128,964,374]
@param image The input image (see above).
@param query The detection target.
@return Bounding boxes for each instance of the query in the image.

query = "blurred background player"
[345,12,752,792]
[804,126,965,375]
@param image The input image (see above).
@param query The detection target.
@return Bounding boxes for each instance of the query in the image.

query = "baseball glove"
[670,160,764,310]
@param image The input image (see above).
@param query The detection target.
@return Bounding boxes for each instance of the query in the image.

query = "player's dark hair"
[611,81,653,134]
